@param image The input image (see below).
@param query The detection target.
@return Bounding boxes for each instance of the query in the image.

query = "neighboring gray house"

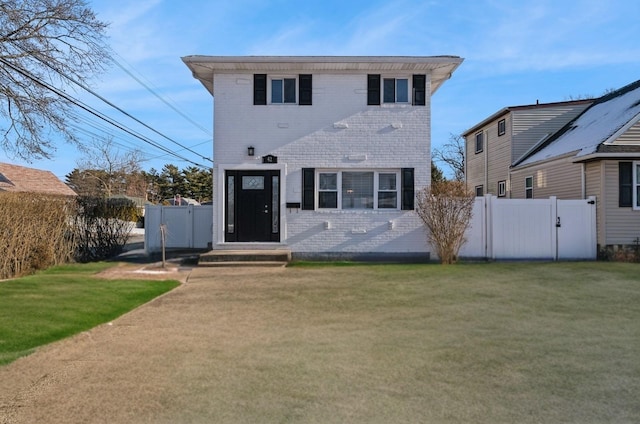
[182,56,463,260]
[463,99,592,198]
[465,79,640,256]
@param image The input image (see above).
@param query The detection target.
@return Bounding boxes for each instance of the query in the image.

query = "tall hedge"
[0,193,139,279]
[0,193,75,279]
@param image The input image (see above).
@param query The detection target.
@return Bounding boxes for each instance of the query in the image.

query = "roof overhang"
[182,55,463,96]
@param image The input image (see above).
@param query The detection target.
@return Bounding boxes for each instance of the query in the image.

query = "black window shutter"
[299,74,312,105]
[412,74,426,106]
[254,74,267,105]
[302,168,315,210]
[401,168,415,210]
[619,162,632,207]
[367,74,380,105]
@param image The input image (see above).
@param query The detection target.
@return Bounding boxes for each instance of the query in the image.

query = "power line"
[0,57,210,168]
[110,53,212,137]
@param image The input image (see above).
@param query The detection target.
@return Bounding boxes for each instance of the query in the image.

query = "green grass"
[0,262,179,366]
[173,262,640,423]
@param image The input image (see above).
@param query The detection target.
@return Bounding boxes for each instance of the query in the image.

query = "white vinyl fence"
[458,195,597,260]
[144,205,213,253]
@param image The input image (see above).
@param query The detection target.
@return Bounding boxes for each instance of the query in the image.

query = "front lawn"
[174,261,640,423]
[0,262,179,366]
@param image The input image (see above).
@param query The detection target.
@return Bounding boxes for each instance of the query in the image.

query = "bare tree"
[433,133,465,182]
[74,138,143,198]
[416,181,475,264]
[0,0,110,159]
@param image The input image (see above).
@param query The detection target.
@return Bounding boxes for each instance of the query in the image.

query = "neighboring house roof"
[516,79,640,166]
[462,99,593,137]
[181,55,464,96]
[0,162,76,196]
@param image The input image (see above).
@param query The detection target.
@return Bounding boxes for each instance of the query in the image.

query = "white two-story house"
[182,56,463,261]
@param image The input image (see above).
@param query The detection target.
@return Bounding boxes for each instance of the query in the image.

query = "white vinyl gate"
[459,195,597,260]
[144,205,213,252]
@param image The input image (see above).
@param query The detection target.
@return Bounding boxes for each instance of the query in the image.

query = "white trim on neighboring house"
[602,110,640,145]
[633,161,640,211]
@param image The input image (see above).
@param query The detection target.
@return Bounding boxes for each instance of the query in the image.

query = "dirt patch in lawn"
[95,262,192,284]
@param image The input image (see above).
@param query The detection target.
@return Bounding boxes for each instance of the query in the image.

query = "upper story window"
[498,119,506,136]
[475,132,484,154]
[254,74,312,106]
[367,74,426,106]
[383,78,409,103]
[271,78,296,104]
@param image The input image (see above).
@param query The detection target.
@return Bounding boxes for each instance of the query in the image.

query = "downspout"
[484,130,489,193]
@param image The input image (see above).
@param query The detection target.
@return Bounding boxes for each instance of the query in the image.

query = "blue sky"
[2,0,639,180]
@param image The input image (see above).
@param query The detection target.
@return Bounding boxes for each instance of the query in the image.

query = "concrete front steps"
[198,249,291,267]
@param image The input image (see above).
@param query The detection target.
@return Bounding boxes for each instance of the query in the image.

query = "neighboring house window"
[383,78,409,103]
[271,77,296,104]
[475,185,483,197]
[475,132,483,153]
[315,170,400,210]
[498,180,506,197]
[525,176,533,199]
[619,162,632,207]
[498,119,506,136]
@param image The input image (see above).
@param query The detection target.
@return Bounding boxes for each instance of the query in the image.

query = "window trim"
[316,170,401,211]
[383,77,410,104]
[525,176,533,199]
[498,119,506,136]
[270,76,297,104]
[475,131,484,154]
[475,185,484,197]
[498,180,506,197]
[633,161,640,210]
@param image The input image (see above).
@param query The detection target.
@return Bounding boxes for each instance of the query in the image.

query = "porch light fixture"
[247,146,255,156]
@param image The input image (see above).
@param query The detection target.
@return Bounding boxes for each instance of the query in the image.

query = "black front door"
[225,170,280,242]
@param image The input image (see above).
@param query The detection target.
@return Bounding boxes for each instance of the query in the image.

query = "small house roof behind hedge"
[0,163,77,196]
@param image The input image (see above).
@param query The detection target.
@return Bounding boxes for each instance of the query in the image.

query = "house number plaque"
[262,154,278,164]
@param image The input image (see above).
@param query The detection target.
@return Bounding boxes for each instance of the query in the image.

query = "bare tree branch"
[0,0,110,160]
[433,133,465,182]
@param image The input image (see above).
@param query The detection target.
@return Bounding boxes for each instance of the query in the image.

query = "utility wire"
[110,53,212,136]
[0,57,209,168]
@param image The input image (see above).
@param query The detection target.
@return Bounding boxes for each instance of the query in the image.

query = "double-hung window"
[525,176,533,199]
[383,78,409,103]
[317,170,400,210]
[475,132,483,154]
[271,77,296,104]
